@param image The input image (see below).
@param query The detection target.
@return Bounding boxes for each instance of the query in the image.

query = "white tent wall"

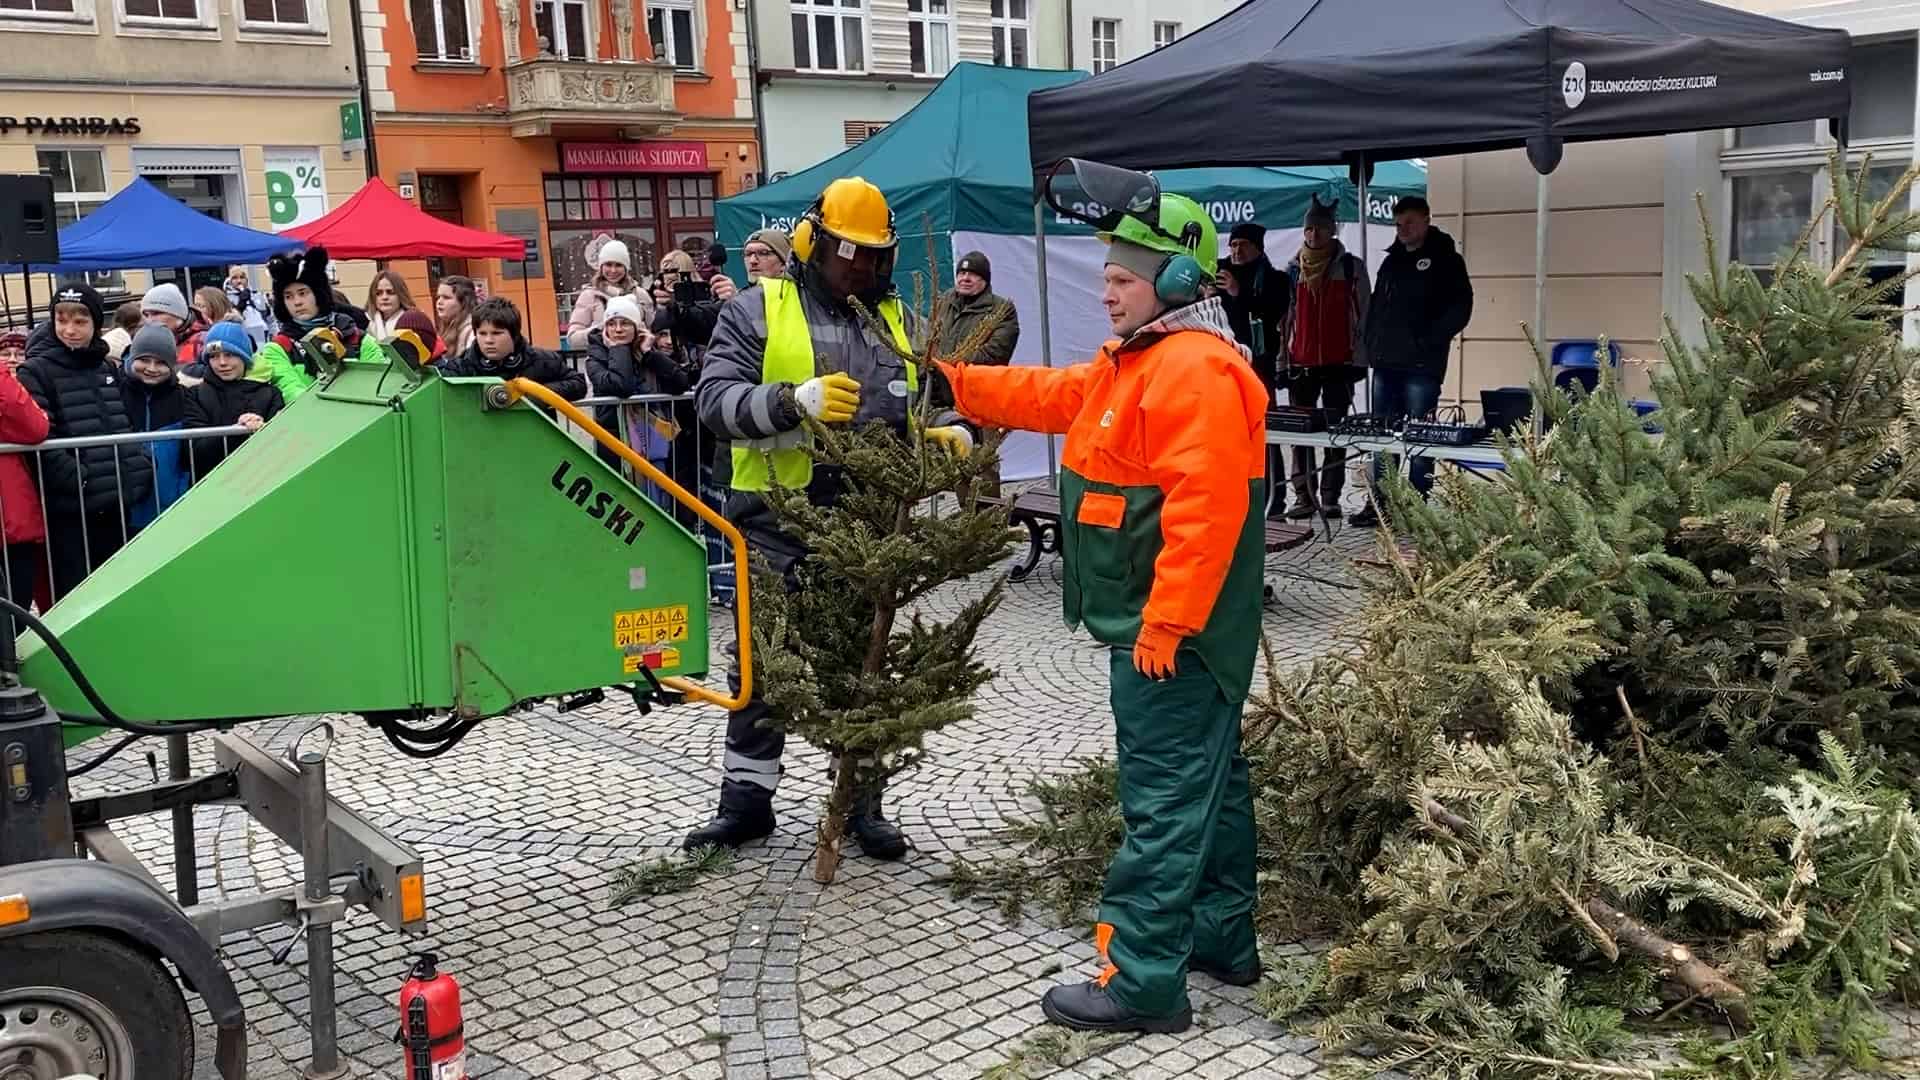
[952,223,1396,482]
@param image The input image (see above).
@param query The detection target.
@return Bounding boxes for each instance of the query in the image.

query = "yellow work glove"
[794,372,861,423]
[923,425,975,457]
[1133,625,1181,681]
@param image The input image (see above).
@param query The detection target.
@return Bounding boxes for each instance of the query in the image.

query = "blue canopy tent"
[3,177,301,273]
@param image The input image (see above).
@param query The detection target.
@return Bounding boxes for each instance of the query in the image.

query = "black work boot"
[846,788,909,860]
[1040,981,1191,1034]
[1349,502,1383,528]
[684,781,775,851]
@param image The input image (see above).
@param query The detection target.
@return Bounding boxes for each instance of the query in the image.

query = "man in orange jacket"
[937,183,1267,1033]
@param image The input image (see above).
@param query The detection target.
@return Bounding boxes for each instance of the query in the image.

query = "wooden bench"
[995,492,1314,583]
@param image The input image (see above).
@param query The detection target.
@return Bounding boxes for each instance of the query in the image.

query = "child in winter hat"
[141,282,192,327]
[201,321,257,375]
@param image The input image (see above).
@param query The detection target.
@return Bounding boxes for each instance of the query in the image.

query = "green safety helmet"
[1101,192,1217,283]
[1044,159,1217,305]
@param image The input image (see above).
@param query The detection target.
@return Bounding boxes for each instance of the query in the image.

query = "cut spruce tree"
[748,277,1017,884]
[950,154,1920,1079]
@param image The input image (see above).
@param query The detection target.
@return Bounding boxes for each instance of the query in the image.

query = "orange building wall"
[381,0,742,117]
[375,0,755,347]
[377,121,760,347]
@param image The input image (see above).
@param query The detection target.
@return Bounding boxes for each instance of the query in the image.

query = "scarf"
[1298,243,1334,293]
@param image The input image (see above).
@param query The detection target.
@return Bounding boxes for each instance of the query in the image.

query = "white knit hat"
[597,239,632,270]
[141,282,191,321]
[604,295,644,329]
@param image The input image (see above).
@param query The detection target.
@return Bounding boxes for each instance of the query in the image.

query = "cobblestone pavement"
[68,502,1908,1079]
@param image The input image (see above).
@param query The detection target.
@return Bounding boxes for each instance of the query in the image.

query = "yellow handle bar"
[503,378,752,711]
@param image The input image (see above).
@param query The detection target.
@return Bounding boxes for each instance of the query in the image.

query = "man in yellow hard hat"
[685,176,972,855]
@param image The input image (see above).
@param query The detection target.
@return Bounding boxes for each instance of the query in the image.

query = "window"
[410,0,471,60]
[1729,170,1814,268]
[907,0,950,76]
[792,0,863,73]
[989,0,1027,67]
[1152,20,1178,49]
[36,149,120,287]
[0,0,79,17]
[240,0,309,29]
[844,120,888,146]
[543,174,717,313]
[665,175,715,219]
[534,0,590,58]
[122,0,196,20]
[1091,18,1118,73]
[1721,35,1917,283]
[648,0,697,69]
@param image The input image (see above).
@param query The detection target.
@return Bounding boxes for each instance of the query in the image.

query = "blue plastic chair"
[1550,340,1622,369]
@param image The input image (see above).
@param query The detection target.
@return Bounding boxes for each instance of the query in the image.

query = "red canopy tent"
[283,179,525,260]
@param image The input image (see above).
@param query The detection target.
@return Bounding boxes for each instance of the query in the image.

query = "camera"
[672,278,712,305]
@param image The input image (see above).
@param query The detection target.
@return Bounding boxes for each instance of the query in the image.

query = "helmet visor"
[1042,158,1159,233]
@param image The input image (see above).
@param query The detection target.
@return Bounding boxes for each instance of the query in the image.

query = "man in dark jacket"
[1217,223,1291,518]
[1354,196,1473,528]
[20,282,153,600]
[441,297,588,404]
[685,176,971,857]
[934,251,1019,365]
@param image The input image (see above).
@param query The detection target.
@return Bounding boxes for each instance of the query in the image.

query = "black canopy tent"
[1023,0,1853,384]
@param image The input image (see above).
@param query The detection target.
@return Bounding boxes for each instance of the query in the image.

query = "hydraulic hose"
[0,596,226,736]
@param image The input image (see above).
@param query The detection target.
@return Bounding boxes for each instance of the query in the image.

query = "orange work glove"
[1133,625,1181,681]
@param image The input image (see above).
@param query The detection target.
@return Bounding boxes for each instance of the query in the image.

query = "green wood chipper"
[0,336,750,1080]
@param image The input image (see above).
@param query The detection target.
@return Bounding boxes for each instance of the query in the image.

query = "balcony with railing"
[503,56,680,138]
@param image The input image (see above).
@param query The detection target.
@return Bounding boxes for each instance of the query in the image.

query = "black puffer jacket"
[1364,226,1474,377]
[183,374,285,482]
[585,327,691,428]
[443,341,588,401]
[21,324,152,517]
[586,328,691,472]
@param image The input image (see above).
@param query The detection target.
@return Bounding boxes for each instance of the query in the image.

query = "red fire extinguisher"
[397,952,467,1079]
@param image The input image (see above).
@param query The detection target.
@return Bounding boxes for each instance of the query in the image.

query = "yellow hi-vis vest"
[730,277,918,491]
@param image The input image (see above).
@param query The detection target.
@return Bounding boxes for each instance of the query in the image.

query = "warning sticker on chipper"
[613,604,689,647]
[624,648,681,673]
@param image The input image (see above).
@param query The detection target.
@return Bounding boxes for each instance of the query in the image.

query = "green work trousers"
[1096,646,1259,1017]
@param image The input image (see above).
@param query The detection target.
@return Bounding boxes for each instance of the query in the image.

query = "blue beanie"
[203,320,255,371]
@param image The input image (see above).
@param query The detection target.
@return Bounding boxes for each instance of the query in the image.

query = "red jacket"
[0,368,50,544]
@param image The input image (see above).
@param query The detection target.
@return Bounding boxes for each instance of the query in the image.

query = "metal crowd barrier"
[564,392,736,601]
[0,426,252,609]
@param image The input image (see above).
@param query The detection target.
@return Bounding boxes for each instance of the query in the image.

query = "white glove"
[794,372,861,422]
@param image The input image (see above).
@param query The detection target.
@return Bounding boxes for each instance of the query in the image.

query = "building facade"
[752,0,1069,177]
[0,0,367,307]
[364,0,760,343]
[1428,0,1920,405]
[1071,0,1233,74]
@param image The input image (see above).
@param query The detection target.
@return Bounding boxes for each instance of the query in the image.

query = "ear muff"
[791,197,824,264]
[1154,254,1206,306]
[1151,219,1210,305]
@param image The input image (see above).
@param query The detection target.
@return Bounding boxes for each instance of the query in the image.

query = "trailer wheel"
[0,929,193,1080]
